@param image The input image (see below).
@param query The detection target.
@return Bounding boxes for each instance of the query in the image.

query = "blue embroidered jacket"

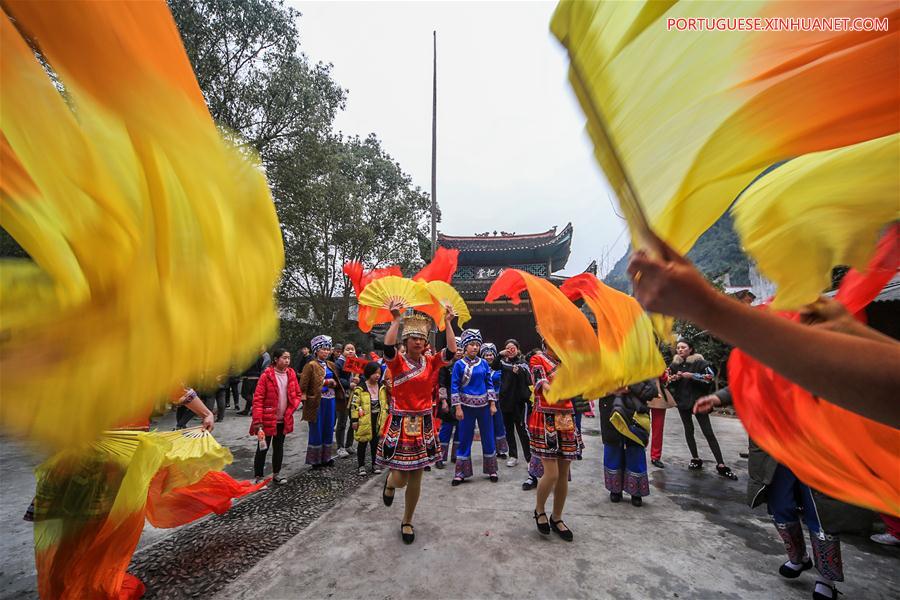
[450,356,497,407]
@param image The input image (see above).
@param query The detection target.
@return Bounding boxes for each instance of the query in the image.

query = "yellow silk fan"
[357,276,433,313]
[424,280,471,330]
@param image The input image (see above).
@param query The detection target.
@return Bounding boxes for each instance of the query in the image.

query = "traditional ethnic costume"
[376,315,445,471]
[436,338,461,467]
[29,388,265,599]
[599,380,655,505]
[480,343,509,458]
[451,330,498,482]
[299,335,344,467]
[527,350,582,480]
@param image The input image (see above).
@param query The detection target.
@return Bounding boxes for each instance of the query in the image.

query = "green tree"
[272,134,429,341]
[170,0,432,350]
[168,0,345,156]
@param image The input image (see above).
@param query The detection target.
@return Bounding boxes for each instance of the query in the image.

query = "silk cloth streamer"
[0,0,284,450]
[729,226,899,516]
[552,0,899,308]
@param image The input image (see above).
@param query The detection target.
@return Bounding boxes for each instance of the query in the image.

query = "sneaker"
[357,467,368,476]
[373,467,383,475]
[870,532,900,546]
[273,474,287,485]
[522,476,537,491]
[336,448,350,459]
[254,477,267,487]
[506,457,518,467]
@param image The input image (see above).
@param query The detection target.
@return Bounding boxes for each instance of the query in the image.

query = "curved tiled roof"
[438,223,573,271]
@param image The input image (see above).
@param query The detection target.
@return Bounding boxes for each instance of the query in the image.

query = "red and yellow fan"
[344,261,402,332]
[358,276,433,317]
[424,280,471,330]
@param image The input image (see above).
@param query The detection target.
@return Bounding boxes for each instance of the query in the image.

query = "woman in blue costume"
[450,329,499,485]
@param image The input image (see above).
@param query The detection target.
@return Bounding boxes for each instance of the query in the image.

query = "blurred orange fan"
[424,281,471,330]
[358,276,433,313]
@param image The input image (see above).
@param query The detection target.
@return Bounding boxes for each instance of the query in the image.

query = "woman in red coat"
[250,348,302,485]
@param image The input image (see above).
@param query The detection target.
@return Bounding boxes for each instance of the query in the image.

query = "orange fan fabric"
[560,274,665,397]
[486,269,600,404]
[413,247,460,284]
[729,228,900,517]
[343,261,402,332]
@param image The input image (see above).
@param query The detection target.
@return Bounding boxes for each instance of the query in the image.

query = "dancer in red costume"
[378,302,457,544]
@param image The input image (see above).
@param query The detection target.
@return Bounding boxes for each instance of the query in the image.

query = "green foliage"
[604,213,750,292]
[170,0,430,343]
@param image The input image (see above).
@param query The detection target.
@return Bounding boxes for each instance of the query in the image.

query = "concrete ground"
[2,406,897,599]
[216,413,898,600]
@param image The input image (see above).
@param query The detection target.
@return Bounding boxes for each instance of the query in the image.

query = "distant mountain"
[604,213,750,292]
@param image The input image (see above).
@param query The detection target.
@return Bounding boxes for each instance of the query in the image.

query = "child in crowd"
[351,362,389,475]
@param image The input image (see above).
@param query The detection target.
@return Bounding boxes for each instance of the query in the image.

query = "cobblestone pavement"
[0,404,354,599]
[130,455,367,599]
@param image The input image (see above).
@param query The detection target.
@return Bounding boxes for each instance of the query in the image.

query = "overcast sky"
[292,1,628,276]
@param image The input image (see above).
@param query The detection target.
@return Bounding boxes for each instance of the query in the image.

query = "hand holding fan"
[358,276,433,316]
[424,280,471,330]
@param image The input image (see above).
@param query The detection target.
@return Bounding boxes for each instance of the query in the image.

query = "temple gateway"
[437,223,595,352]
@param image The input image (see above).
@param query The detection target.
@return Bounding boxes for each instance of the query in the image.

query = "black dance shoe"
[533,511,550,535]
[610,492,622,503]
[489,474,498,483]
[549,516,573,542]
[631,495,643,507]
[382,477,395,507]
[778,558,813,579]
[451,478,463,487]
[401,523,415,544]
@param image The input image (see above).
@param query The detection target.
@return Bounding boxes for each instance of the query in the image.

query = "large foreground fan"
[424,280,471,330]
[358,276,433,313]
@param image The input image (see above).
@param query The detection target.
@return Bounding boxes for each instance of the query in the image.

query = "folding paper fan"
[425,280,471,330]
[357,276,433,312]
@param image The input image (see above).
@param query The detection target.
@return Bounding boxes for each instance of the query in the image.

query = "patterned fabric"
[460,328,483,348]
[454,455,474,479]
[310,335,332,354]
[306,397,336,465]
[492,409,509,455]
[528,409,582,460]
[319,361,336,399]
[603,443,650,497]
[451,356,496,407]
[774,521,807,564]
[482,453,498,475]
[479,343,497,358]
[528,455,544,479]
[376,412,439,471]
[811,531,844,582]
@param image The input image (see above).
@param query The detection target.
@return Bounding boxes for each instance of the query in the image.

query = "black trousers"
[357,412,379,468]
[254,422,286,477]
[240,377,258,412]
[335,408,354,449]
[502,409,531,461]
[223,378,241,408]
[677,407,724,464]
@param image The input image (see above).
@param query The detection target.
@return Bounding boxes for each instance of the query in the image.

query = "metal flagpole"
[430,30,438,259]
